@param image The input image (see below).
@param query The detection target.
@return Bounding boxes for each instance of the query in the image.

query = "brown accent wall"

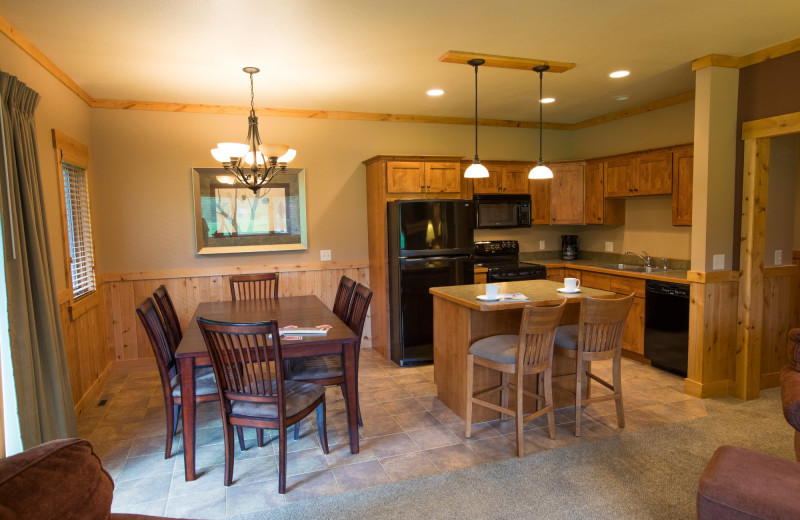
[734,51,800,268]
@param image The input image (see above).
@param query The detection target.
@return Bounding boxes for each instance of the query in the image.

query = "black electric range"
[473,240,547,282]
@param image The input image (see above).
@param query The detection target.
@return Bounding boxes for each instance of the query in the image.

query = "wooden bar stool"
[465,300,566,457]
[553,293,634,436]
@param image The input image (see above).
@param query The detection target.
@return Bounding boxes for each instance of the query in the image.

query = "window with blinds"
[62,162,96,298]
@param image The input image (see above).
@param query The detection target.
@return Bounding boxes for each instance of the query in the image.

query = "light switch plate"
[712,254,725,270]
[539,240,545,250]
[605,241,613,252]
[775,250,783,265]
[320,250,332,261]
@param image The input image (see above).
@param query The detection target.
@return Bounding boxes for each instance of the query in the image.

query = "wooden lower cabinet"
[546,267,564,282]
[578,271,646,357]
[474,269,487,284]
[622,297,646,355]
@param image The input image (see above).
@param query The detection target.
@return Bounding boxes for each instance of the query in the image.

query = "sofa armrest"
[782,328,800,433]
[0,438,114,519]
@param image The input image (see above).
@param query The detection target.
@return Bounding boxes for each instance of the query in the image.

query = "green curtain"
[0,70,77,447]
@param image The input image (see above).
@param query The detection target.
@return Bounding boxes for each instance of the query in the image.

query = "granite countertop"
[429,279,616,311]
[519,251,691,284]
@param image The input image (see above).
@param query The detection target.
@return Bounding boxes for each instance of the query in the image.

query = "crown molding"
[692,37,800,71]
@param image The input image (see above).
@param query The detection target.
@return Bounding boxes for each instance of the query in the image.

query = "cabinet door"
[622,297,645,355]
[471,164,502,194]
[425,162,461,193]
[550,163,584,225]
[672,147,693,226]
[530,178,550,225]
[546,267,564,282]
[501,165,530,194]
[387,162,425,193]
[604,157,636,197]
[637,151,672,195]
[584,161,605,224]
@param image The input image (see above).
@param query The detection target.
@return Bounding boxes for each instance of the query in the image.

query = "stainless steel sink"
[594,263,677,273]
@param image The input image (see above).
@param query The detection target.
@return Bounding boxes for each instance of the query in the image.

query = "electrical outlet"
[539,240,545,250]
[712,254,725,270]
[320,250,331,261]
[605,241,613,252]
[775,250,783,265]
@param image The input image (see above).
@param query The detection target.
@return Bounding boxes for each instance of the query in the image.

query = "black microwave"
[473,194,532,229]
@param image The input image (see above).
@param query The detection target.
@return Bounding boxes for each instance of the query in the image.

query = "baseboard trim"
[684,378,731,398]
[73,362,111,419]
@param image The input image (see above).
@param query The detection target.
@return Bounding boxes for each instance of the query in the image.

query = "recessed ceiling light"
[612,95,630,101]
[609,70,630,78]
[540,97,555,104]
[427,89,444,96]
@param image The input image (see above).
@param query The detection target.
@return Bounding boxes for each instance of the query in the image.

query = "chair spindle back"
[153,285,182,352]
[518,300,567,369]
[229,273,279,301]
[332,276,357,321]
[577,294,634,354]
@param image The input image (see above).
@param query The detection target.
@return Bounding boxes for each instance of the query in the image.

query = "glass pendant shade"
[215,142,249,160]
[242,150,266,166]
[529,163,553,179]
[258,143,290,158]
[277,148,297,164]
[464,161,490,178]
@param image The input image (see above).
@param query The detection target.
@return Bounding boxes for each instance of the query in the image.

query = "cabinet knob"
[597,217,601,221]
[629,188,633,192]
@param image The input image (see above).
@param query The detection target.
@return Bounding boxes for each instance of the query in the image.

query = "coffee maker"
[561,235,580,260]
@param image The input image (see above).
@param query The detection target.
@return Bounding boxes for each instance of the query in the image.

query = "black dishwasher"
[644,280,690,377]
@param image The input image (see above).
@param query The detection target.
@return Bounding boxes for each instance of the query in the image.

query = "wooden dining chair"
[229,273,279,300]
[465,300,566,457]
[196,318,329,494]
[153,285,182,353]
[332,275,357,321]
[553,293,634,436]
[288,283,373,437]
[136,298,219,459]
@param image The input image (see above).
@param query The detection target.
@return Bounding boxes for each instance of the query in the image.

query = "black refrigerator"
[387,199,474,366]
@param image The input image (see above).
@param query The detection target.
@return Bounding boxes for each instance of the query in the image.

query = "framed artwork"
[191,167,308,254]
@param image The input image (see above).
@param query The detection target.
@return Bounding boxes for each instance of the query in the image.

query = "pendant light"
[529,65,553,179]
[464,59,489,178]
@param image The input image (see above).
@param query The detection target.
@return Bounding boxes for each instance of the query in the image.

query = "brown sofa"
[0,437,191,519]
[696,328,800,519]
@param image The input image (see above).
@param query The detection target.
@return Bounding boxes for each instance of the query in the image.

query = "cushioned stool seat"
[468,335,519,364]
[697,445,800,519]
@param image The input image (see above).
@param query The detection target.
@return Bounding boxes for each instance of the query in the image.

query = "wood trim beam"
[735,138,770,400]
[692,37,800,71]
[742,111,800,140]
[569,92,695,130]
[763,264,798,278]
[439,51,576,73]
[685,270,738,283]
[101,260,370,283]
[0,13,94,105]
[52,129,89,169]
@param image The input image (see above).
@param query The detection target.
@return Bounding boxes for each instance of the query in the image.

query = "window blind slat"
[63,162,96,298]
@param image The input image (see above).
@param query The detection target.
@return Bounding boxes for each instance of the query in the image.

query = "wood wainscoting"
[101,262,371,362]
[685,271,739,398]
[58,290,111,418]
[760,264,799,389]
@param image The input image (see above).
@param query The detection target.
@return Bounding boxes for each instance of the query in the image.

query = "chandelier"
[211,67,296,192]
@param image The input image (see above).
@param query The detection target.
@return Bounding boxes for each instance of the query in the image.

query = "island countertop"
[429,279,615,311]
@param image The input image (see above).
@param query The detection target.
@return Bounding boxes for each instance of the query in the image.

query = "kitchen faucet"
[624,250,651,267]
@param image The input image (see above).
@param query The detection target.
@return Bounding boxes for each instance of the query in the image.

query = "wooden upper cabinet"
[672,147,693,225]
[471,164,502,194]
[584,160,625,225]
[501,164,531,194]
[472,162,530,194]
[550,162,584,225]
[529,178,550,225]
[386,161,460,194]
[425,162,461,193]
[636,151,672,195]
[387,161,426,193]
[604,157,636,197]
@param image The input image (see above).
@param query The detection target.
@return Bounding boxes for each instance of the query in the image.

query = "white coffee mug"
[485,283,501,299]
[564,277,581,292]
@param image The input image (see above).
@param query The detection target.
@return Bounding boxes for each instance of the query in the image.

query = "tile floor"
[77,348,707,519]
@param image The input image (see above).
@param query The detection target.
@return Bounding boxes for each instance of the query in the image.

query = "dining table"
[175,295,360,481]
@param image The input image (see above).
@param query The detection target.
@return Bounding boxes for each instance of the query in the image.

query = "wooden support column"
[735,138,770,400]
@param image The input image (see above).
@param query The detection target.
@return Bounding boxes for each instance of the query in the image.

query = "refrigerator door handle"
[400,255,471,263]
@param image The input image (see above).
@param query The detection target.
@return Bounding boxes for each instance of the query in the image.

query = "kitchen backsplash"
[520,250,691,271]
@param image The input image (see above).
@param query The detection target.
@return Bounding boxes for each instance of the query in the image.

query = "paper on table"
[499,293,530,301]
[279,325,331,335]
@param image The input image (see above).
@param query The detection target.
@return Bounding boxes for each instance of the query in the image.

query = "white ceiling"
[1,0,799,124]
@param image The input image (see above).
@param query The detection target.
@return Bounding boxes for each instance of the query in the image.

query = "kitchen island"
[430,279,616,422]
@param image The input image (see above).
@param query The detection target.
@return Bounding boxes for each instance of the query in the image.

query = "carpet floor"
[230,388,793,519]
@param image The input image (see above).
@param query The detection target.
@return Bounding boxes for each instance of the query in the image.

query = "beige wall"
[765,134,799,265]
[1,36,92,291]
[89,109,573,273]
